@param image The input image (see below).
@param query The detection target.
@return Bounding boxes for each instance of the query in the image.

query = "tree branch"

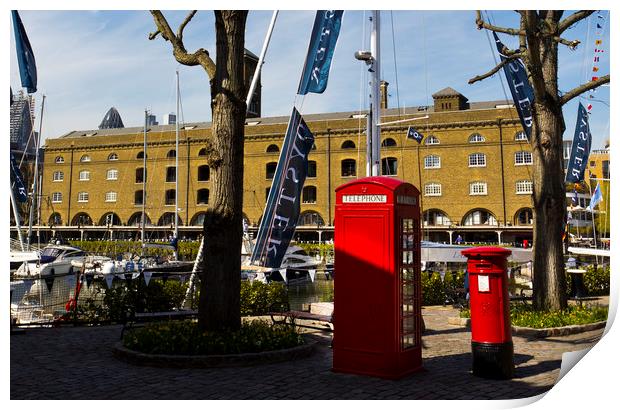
[475,10,525,36]
[149,10,216,79]
[560,75,610,106]
[553,36,580,50]
[558,10,595,34]
[468,57,520,84]
[177,10,197,43]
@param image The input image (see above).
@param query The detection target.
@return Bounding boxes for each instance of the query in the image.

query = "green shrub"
[122,319,304,355]
[583,266,610,296]
[240,281,288,316]
[422,272,445,306]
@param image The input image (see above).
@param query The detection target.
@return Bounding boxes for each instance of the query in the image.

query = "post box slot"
[475,263,492,269]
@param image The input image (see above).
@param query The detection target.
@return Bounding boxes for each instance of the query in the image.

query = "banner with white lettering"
[565,103,592,183]
[493,32,534,140]
[251,107,315,268]
[10,152,28,202]
[297,10,343,95]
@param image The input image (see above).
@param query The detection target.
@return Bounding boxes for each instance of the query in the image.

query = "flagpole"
[27,94,45,251]
[10,180,25,251]
[587,182,600,264]
[246,10,278,111]
[174,70,179,261]
[370,10,381,176]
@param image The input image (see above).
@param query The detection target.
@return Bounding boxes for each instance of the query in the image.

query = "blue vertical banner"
[297,10,343,95]
[493,32,534,140]
[565,103,592,183]
[11,10,37,94]
[10,153,28,202]
[251,107,315,268]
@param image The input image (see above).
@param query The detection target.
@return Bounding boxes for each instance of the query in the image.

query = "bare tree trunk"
[198,11,247,331]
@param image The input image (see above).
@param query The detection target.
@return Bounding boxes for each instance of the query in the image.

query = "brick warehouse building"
[37,86,537,246]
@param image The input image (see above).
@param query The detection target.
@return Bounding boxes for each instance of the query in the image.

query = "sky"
[7,8,612,149]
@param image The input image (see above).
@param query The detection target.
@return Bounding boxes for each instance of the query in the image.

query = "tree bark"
[198,11,248,331]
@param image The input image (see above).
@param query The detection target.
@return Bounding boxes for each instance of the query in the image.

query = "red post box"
[332,177,422,379]
[461,246,514,379]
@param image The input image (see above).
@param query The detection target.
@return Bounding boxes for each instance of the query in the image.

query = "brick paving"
[10,306,604,400]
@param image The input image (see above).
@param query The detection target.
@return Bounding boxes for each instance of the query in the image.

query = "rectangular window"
[307,161,317,178]
[424,156,440,169]
[79,170,90,181]
[166,167,176,183]
[77,192,89,202]
[515,151,533,165]
[470,182,487,195]
[424,184,442,196]
[53,171,64,182]
[136,168,145,183]
[468,153,486,167]
[105,192,117,202]
[107,169,118,180]
[516,180,533,194]
[52,192,62,203]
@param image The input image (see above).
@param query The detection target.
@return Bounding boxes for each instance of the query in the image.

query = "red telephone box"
[332,176,422,379]
[461,246,514,379]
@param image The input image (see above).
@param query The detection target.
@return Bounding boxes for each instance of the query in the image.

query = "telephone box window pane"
[402,303,414,313]
[402,267,414,281]
[402,251,413,265]
[402,282,415,299]
[402,335,416,349]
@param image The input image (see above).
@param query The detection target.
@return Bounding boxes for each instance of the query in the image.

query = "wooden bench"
[120,309,198,339]
[269,310,334,331]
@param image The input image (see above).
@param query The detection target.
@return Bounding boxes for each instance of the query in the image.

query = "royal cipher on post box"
[333,176,422,379]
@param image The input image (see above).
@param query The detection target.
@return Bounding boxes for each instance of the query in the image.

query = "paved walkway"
[11,306,604,400]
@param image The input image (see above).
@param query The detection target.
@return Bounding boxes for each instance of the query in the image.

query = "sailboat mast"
[175,70,180,243]
[27,94,45,250]
[369,10,381,177]
[141,109,147,246]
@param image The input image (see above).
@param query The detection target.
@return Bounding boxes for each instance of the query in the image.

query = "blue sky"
[8,9,611,148]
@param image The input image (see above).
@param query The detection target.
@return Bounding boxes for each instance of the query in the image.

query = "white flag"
[143,271,152,286]
[104,273,114,289]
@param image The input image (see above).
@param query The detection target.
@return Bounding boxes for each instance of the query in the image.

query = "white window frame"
[424,155,441,169]
[77,192,89,202]
[55,156,65,164]
[424,183,442,197]
[53,171,64,182]
[78,170,90,181]
[515,151,533,165]
[107,169,119,180]
[425,135,440,145]
[469,182,488,196]
[516,180,533,194]
[105,191,117,202]
[108,153,119,161]
[51,192,63,203]
[80,154,91,162]
[469,133,485,143]
[468,153,487,167]
[515,131,528,141]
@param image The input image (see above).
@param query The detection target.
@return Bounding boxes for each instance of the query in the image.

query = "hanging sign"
[565,103,592,183]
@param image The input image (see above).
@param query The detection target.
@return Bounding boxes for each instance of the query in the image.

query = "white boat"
[13,244,110,278]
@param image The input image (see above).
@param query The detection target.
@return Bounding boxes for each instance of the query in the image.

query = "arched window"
[197,188,209,205]
[78,170,90,181]
[307,161,317,178]
[108,153,119,161]
[266,144,279,153]
[134,190,144,205]
[198,148,208,156]
[48,212,62,226]
[191,212,206,226]
[128,212,151,226]
[423,209,451,226]
[106,169,119,180]
[516,180,533,194]
[424,183,442,197]
[266,162,277,179]
[424,155,440,169]
[341,159,356,177]
[136,151,146,159]
[425,135,440,145]
[167,149,176,158]
[53,171,64,182]
[298,211,324,226]
[55,156,64,164]
[381,138,397,147]
[463,209,497,226]
[515,208,533,225]
[158,212,182,226]
[468,153,486,167]
[77,192,89,202]
[52,192,63,203]
[198,165,210,181]
[80,154,91,162]
[71,212,92,226]
[468,133,485,143]
[165,189,175,205]
[381,157,398,176]
[302,186,317,204]
[99,212,121,226]
[515,131,528,141]
[341,140,356,149]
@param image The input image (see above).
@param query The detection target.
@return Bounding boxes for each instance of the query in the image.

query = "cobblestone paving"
[11,306,604,400]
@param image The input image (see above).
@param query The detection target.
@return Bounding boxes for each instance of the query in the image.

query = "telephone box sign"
[342,194,387,203]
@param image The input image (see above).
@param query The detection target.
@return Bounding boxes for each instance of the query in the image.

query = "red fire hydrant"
[461,246,514,379]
